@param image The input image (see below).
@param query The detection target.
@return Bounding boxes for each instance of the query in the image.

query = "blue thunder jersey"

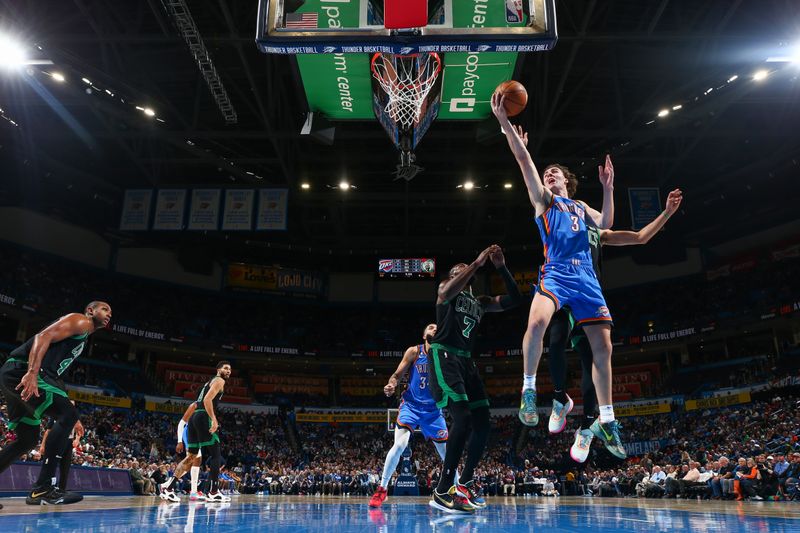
[401,344,436,410]
[535,195,594,264]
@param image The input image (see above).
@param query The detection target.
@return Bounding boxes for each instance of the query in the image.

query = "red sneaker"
[369,486,388,508]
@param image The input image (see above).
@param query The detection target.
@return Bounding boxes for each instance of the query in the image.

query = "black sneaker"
[429,486,475,514]
[455,481,487,509]
[26,486,84,505]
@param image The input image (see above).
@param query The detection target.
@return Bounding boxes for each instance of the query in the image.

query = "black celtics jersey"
[432,290,485,354]
[195,377,224,411]
[585,213,603,282]
[9,329,89,379]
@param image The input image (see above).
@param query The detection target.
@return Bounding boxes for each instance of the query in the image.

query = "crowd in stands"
[1,243,798,357]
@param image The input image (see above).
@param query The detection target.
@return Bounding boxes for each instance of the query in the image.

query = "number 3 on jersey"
[570,215,580,232]
[462,316,476,338]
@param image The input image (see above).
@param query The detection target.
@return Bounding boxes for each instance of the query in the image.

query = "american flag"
[285,12,318,29]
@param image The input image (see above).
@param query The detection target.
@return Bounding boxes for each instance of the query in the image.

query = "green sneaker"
[518,388,539,426]
[589,419,627,459]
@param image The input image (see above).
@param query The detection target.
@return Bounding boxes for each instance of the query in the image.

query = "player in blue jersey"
[492,93,625,454]
[369,323,452,508]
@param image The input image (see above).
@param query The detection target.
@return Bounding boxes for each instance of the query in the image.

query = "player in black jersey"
[165,361,232,503]
[0,301,111,507]
[429,245,522,513]
[544,190,683,462]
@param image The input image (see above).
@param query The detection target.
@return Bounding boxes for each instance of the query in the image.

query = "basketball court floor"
[0,495,798,532]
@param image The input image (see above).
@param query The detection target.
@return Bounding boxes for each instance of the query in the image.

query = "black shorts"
[186,409,220,450]
[428,343,489,410]
[0,360,70,431]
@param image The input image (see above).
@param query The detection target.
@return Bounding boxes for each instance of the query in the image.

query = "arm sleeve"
[177,419,187,442]
[497,266,523,309]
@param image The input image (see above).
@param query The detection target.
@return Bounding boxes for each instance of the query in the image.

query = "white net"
[371,53,441,130]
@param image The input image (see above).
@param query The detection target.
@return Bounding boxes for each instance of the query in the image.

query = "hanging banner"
[152,189,187,230]
[628,187,662,230]
[222,189,254,231]
[685,391,751,411]
[119,189,153,231]
[256,189,289,231]
[68,390,132,409]
[187,189,222,231]
[226,263,324,298]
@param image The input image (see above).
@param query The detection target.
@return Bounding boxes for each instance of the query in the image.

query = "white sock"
[599,405,615,423]
[190,466,200,493]
[523,374,536,391]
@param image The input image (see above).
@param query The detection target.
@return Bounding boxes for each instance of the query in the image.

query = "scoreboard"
[378,258,436,279]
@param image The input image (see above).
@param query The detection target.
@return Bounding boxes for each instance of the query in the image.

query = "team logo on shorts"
[436,429,448,439]
[596,306,610,317]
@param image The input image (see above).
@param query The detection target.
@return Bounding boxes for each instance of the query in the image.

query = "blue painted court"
[0,496,798,532]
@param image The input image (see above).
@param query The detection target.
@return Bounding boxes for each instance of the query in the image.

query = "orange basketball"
[496,80,528,117]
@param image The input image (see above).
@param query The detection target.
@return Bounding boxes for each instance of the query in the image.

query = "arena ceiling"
[0,0,799,266]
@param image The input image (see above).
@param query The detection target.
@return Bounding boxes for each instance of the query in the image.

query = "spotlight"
[82,77,92,84]
[0,35,26,69]
[753,70,769,81]
[657,109,669,118]
[143,107,155,117]
[339,181,349,190]
[672,105,682,111]
[503,182,513,189]
[301,183,310,190]
[727,75,738,83]
[51,72,65,82]
[463,181,475,190]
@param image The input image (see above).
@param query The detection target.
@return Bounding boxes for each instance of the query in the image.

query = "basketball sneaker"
[26,486,83,505]
[160,488,180,503]
[455,480,486,509]
[429,486,475,514]
[369,486,388,508]
[548,395,574,434]
[205,491,231,503]
[589,419,627,459]
[189,491,205,501]
[518,388,539,426]
[570,427,595,463]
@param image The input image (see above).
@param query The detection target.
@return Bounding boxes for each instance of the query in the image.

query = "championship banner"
[295,412,386,424]
[226,263,324,297]
[187,189,222,231]
[68,390,132,409]
[222,189,255,231]
[119,189,153,231]
[152,189,187,230]
[490,271,538,295]
[685,391,751,411]
[256,189,289,231]
[616,403,671,417]
[628,187,662,230]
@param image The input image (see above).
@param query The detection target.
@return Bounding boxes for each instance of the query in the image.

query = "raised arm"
[491,92,552,215]
[383,346,419,396]
[601,189,682,246]
[581,155,615,229]
[437,245,494,304]
[17,313,93,401]
[479,247,523,313]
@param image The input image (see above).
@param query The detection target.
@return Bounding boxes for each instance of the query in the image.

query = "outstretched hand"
[491,92,509,122]
[489,245,505,267]
[598,155,614,189]
[664,189,683,215]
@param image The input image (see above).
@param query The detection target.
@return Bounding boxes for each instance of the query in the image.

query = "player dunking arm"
[556,189,684,462]
[369,324,457,508]
[159,401,204,502]
[491,92,625,454]
[429,245,523,514]
[163,361,231,503]
[0,301,111,508]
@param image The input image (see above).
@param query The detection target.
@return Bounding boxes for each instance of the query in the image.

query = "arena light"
[338,180,350,190]
[753,69,769,81]
[727,75,738,83]
[50,72,65,82]
[672,105,682,111]
[503,182,513,189]
[0,34,26,69]
[463,181,475,190]
[657,109,669,118]
[301,182,310,190]
[82,77,92,84]
[143,107,156,117]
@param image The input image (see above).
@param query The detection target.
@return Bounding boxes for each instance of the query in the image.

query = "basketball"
[495,80,528,117]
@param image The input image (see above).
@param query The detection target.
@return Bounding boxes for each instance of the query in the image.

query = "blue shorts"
[396,401,448,441]
[537,262,613,326]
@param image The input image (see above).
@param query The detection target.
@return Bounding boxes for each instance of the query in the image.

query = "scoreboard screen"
[378,258,436,279]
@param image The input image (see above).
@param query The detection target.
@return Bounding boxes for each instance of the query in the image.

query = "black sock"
[435,401,470,494]
[576,336,598,430]
[548,311,571,406]
[459,406,490,484]
[554,390,568,404]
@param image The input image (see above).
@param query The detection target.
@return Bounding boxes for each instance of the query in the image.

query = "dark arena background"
[0,1,799,531]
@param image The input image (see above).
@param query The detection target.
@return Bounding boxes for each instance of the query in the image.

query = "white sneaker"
[161,489,180,503]
[570,427,594,463]
[205,491,231,503]
[548,395,574,434]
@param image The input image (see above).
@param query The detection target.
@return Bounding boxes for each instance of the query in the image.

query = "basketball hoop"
[371,52,441,130]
